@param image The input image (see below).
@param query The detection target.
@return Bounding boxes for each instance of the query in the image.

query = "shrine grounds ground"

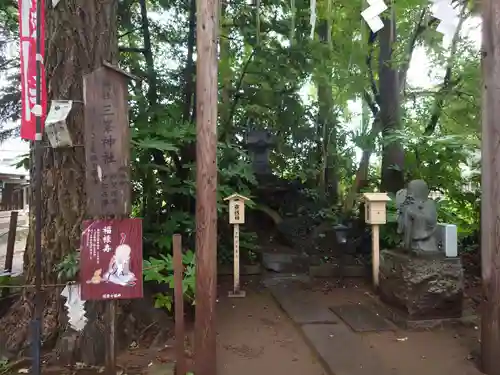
[7,275,483,375]
[0,228,485,375]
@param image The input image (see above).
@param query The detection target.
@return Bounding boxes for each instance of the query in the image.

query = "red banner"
[18,0,47,140]
[80,219,143,301]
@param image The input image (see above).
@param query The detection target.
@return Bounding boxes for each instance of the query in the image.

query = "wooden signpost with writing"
[83,62,138,375]
[224,193,250,298]
[361,193,391,289]
[83,62,135,218]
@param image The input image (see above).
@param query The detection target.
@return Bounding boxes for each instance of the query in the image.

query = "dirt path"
[365,329,480,375]
[216,277,327,375]
[2,276,482,375]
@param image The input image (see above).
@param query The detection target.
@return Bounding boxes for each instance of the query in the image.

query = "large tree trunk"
[0,0,120,363]
[379,14,404,193]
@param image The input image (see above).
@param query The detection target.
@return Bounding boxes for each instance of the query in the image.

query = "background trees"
[0,0,481,361]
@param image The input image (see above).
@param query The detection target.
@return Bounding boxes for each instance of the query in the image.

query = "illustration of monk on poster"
[80,218,143,300]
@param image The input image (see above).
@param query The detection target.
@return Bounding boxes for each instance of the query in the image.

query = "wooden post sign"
[83,62,137,217]
[224,193,249,298]
[361,192,391,289]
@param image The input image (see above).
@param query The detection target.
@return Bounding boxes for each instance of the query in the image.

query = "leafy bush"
[143,248,196,311]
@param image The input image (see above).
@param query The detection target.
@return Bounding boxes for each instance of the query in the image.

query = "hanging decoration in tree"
[61,284,88,332]
[430,0,459,37]
[361,0,387,33]
[310,0,316,39]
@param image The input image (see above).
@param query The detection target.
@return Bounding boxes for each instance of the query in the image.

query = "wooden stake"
[481,0,500,372]
[372,224,380,288]
[194,0,219,371]
[229,224,245,298]
[173,234,186,375]
[4,210,18,273]
[105,300,116,375]
[2,210,18,297]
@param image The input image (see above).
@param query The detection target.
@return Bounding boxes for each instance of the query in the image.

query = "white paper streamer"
[430,0,459,37]
[61,284,87,332]
[361,0,387,33]
[310,0,316,39]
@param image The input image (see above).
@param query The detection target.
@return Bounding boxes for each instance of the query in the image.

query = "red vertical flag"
[18,0,47,140]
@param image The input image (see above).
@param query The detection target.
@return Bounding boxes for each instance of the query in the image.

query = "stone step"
[261,252,310,273]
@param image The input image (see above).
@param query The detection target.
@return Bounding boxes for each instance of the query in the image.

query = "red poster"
[18,0,47,140]
[80,218,143,301]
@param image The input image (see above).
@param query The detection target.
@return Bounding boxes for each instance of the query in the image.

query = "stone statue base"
[379,249,464,322]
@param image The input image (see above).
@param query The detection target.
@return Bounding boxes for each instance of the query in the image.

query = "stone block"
[379,249,464,320]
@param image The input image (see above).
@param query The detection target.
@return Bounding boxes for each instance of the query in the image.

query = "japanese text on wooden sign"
[80,218,143,300]
[83,65,132,217]
[229,200,245,224]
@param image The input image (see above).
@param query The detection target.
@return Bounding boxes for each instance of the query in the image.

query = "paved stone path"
[265,274,391,374]
[264,274,482,375]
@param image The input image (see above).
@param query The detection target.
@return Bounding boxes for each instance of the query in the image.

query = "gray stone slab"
[262,273,311,287]
[262,252,310,273]
[301,323,393,375]
[331,304,395,332]
[268,283,339,324]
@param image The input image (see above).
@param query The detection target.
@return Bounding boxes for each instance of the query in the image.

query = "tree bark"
[0,0,119,362]
[316,20,338,202]
[219,2,233,141]
[480,0,500,371]
[379,14,404,194]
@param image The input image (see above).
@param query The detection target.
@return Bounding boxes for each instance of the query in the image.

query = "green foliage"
[0,358,9,372]
[218,230,260,265]
[143,248,196,312]
[55,251,80,281]
[0,0,484,279]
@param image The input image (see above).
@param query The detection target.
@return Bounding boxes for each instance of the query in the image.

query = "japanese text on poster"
[80,218,143,301]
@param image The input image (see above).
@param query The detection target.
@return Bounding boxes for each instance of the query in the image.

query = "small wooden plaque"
[229,200,245,224]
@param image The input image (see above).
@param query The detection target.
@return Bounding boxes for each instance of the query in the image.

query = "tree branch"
[118,46,145,53]
[398,8,436,93]
[424,5,467,135]
[366,31,381,106]
[224,48,257,132]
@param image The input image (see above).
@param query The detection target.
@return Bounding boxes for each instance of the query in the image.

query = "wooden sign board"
[83,64,133,217]
[80,218,143,300]
[229,200,245,224]
[361,192,391,225]
[224,193,249,225]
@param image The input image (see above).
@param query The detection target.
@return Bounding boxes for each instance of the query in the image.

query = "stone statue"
[396,179,439,253]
